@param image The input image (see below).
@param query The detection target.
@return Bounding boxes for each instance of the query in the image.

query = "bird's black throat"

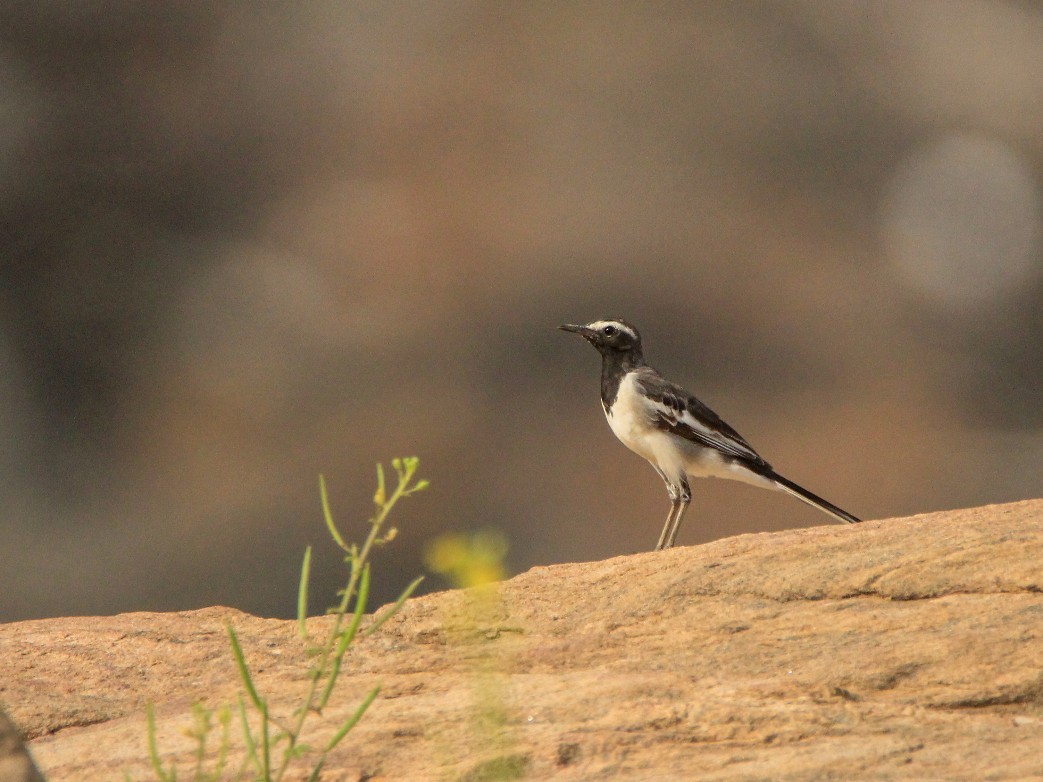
[600,348,645,410]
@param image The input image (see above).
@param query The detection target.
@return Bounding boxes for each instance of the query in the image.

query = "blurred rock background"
[1,1,1041,622]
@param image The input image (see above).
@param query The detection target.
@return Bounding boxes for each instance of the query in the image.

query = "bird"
[559,318,860,550]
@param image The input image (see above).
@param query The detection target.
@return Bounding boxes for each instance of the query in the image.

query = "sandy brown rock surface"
[3,500,1043,781]
[0,706,44,782]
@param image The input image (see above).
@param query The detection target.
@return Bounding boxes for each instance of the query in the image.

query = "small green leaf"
[320,474,349,552]
[324,685,381,752]
[363,575,424,637]
[320,656,342,712]
[297,545,312,640]
[226,624,264,713]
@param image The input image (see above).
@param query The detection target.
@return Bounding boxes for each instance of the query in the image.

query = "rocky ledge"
[3,499,1042,780]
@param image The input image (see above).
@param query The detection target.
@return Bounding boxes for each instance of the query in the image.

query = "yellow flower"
[424,530,508,589]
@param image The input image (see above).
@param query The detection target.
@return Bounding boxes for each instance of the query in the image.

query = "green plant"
[142,458,428,782]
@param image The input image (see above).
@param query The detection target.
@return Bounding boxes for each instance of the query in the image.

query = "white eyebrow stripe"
[588,320,637,340]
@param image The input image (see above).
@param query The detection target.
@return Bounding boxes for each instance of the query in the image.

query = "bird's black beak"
[559,323,595,340]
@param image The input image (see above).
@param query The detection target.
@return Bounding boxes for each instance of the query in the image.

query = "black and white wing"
[635,368,772,471]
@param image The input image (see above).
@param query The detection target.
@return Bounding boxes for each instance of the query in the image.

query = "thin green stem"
[237,695,259,776]
[318,563,370,710]
[259,702,270,781]
[297,546,312,640]
[191,705,207,781]
[142,460,426,782]
[146,703,174,782]
[271,462,419,781]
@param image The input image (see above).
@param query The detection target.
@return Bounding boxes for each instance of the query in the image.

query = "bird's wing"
[635,369,771,469]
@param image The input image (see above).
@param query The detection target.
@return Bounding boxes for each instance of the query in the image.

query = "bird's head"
[559,319,643,360]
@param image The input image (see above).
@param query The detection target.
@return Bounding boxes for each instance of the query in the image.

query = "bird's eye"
[602,325,616,336]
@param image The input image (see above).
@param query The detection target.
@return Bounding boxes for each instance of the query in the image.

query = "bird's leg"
[664,499,689,548]
[655,476,680,551]
[664,478,691,549]
[656,500,680,551]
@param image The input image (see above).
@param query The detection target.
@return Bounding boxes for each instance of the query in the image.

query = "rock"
[0,706,44,782]
[2,499,1042,780]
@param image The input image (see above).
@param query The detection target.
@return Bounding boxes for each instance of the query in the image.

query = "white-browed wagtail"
[560,318,860,550]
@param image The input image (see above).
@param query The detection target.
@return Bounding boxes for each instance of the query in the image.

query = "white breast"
[604,372,675,472]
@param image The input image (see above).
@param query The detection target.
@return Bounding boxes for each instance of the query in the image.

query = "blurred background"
[2,1,1042,622]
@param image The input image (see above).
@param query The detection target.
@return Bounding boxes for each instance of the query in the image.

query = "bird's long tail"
[769,472,861,524]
